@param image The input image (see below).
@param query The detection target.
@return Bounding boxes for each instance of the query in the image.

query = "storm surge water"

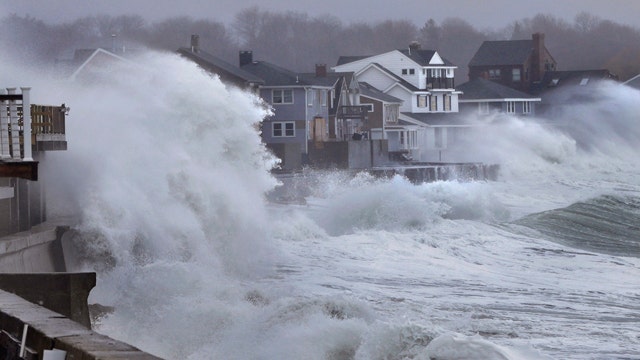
[24,50,640,360]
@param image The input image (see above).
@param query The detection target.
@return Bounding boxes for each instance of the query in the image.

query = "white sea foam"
[9,48,639,359]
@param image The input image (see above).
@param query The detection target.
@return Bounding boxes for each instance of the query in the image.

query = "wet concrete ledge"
[0,288,162,359]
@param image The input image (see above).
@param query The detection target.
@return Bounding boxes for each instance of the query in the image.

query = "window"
[444,94,451,111]
[417,95,428,108]
[523,101,531,114]
[579,78,589,86]
[409,69,415,75]
[507,101,516,114]
[273,89,293,104]
[273,122,295,137]
[322,90,327,106]
[362,103,374,112]
[385,104,399,123]
[512,68,521,82]
[431,68,442,78]
[430,94,438,111]
[489,69,501,79]
[402,69,408,75]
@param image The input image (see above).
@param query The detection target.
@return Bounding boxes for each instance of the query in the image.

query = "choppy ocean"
[18,51,639,359]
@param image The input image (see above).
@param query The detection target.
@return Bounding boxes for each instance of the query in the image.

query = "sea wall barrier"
[0,224,164,359]
[269,162,500,203]
[0,288,161,359]
[368,162,500,184]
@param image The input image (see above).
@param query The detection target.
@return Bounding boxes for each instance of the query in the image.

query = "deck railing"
[0,88,67,161]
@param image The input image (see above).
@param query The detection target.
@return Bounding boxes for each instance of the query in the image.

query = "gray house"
[240,52,336,169]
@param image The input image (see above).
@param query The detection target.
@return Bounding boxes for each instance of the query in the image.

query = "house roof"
[531,69,618,104]
[532,69,618,96]
[397,48,455,67]
[177,47,264,85]
[241,61,334,87]
[359,62,419,92]
[468,40,534,67]
[336,49,454,67]
[68,48,131,80]
[623,73,640,90]
[401,112,475,126]
[359,82,402,103]
[457,78,539,101]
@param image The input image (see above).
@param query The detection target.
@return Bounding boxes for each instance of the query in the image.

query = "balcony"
[337,105,369,119]
[0,88,68,180]
[425,77,455,90]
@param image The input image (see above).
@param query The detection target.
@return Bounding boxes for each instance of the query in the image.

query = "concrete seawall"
[0,288,161,359]
[0,224,164,359]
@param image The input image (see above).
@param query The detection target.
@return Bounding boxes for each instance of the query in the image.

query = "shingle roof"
[398,49,455,66]
[401,112,475,126]
[457,78,537,100]
[337,49,455,67]
[177,47,264,85]
[358,82,402,103]
[241,61,335,87]
[468,40,533,67]
[336,55,369,66]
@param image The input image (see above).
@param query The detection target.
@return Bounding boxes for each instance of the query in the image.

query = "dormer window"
[489,69,501,79]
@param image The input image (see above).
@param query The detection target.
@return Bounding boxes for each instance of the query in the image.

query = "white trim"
[459,98,541,103]
[272,121,296,137]
[69,48,131,81]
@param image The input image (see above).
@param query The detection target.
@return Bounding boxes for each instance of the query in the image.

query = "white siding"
[358,67,397,92]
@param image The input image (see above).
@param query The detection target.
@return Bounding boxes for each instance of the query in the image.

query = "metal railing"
[0,88,67,161]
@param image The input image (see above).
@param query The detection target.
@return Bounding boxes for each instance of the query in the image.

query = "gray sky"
[2,0,640,30]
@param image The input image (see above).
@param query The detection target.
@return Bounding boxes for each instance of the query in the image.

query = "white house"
[333,43,468,162]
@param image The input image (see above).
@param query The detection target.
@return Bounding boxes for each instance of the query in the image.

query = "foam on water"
[7,48,640,359]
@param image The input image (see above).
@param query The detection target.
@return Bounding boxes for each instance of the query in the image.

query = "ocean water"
[19,51,640,359]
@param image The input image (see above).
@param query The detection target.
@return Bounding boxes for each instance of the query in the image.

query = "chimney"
[190,34,200,53]
[315,64,327,77]
[531,33,545,82]
[408,41,421,54]
[239,50,253,67]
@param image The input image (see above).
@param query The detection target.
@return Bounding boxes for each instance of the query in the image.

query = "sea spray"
[12,48,640,359]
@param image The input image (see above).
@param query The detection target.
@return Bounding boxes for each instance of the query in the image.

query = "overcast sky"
[2,0,640,30]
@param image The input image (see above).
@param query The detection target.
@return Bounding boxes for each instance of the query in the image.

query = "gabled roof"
[356,62,419,92]
[69,48,131,80]
[457,78,540,101]
[359,82,402,104]
[337,49,455,67]
[177,47,264,85]
[397,48,455,67]
[241,61,333,87]
[468,40,533,67]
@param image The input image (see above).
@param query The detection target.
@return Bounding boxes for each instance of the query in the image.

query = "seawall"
[0,223,164,359]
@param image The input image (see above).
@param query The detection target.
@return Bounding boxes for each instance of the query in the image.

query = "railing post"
[7,88,21,160]
[0,89,10,159]
[21,87,33,161]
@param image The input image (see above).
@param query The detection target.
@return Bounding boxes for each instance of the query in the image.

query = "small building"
[468,33,556,94]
